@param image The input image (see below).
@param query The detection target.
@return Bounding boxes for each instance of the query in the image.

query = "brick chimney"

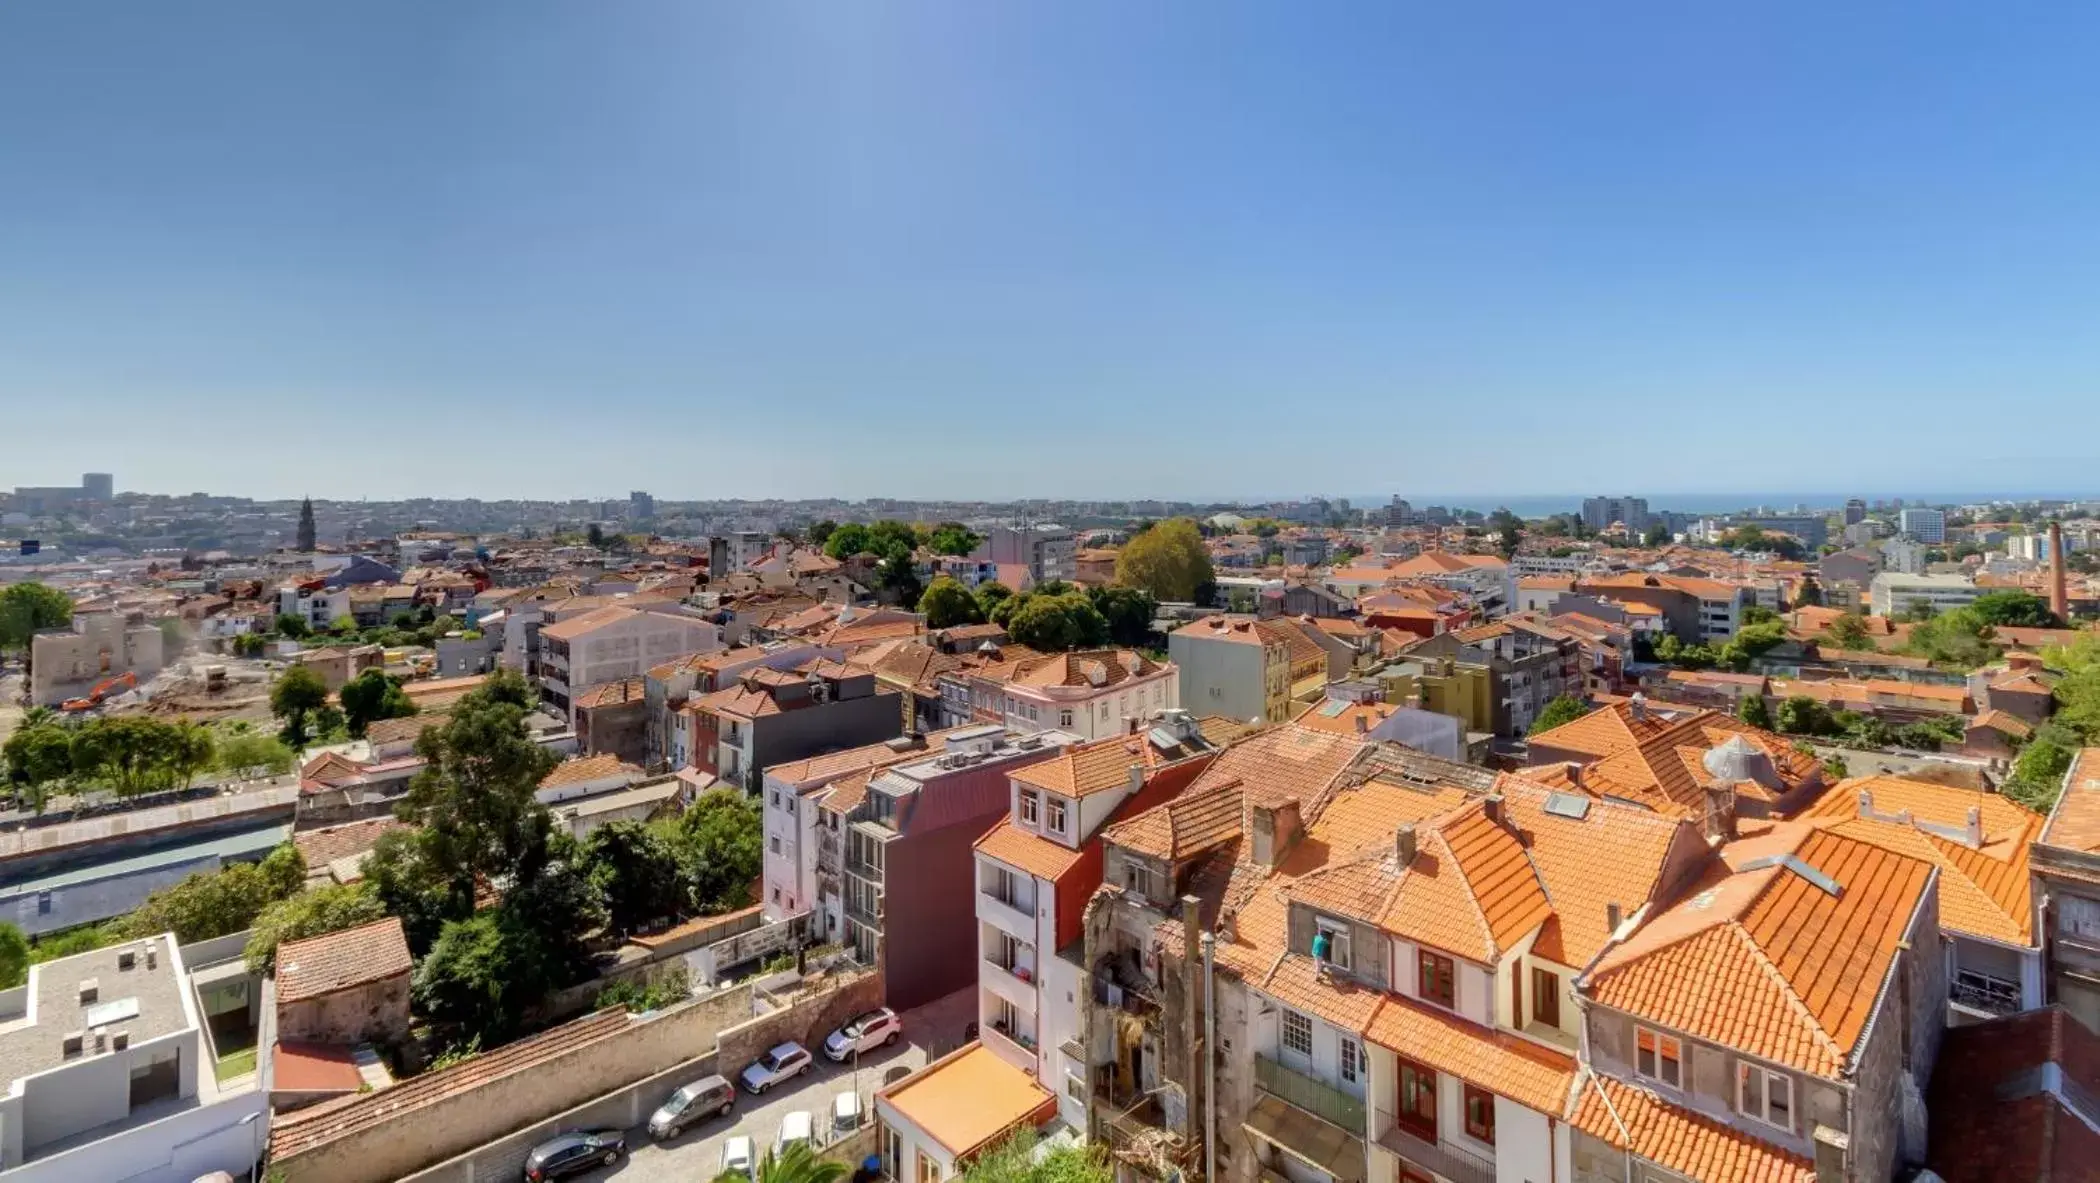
[2050,521,2071,623]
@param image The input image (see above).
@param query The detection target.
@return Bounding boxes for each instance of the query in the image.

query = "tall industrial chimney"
[2050,521,2070,623]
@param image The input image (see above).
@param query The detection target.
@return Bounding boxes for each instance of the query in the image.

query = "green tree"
[2006,740,2075,812]
[1775,696,1834,736]
[586,522,606,548]
[1528,695,1591,735]
[822,523,872,560]
[497,852,605,985]
[1794,578,1823,608]
[1901,607,2000,670]
[0,583,73,676]
[1114,519,1214,602]
[339,669,417,738]
[412,912,538,1044]
[124,845,304,943]
[974,581,1015,623]
[3,724,74,812]
[1642,521,1672,548]
[1824,612,1873,651]
[244,883,387,972]
[805,520,837,548]
[581,821,688,933]
[1006,592,1111,653]
[1088,586,1159,648]
[717,1138,849,1183]
[1742,605,1781,627]
[168,721,217,788]
[273,613,311,639]
[364,828,469,955]
[217,732,296,779]
[69,717,182,796]
[917,577,984,629]
[956,1130,1110,1183]
[927,523,982,556]
[666,791,763,914]
[398,673,562,895]
[270,664,331,746]
[1738,694,1774,730]
[1489,509,1523,557]
[0,922,27,990]
[1969,590,2065,630]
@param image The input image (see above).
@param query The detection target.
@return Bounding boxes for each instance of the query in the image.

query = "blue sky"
[4,2,2097,503]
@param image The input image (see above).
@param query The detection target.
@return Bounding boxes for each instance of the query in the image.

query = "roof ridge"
[1427,824,1501,961]
[1728,919,1846,1071]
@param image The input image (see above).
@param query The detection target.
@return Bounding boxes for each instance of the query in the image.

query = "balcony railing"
[1255,1054,1365,1133]
[1373,1112,1493,1183]
[1951,970,2022,1016]
[843,892,884,926]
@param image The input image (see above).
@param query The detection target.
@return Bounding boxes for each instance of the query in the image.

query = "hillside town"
[1,484,2096,1183]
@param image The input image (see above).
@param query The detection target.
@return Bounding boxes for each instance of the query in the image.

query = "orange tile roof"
[572,677,646,710]
[1532,710,1818,821]
[1568,1074,1813,1183]
[293,817,406,871]
[276,917,413,1003]
[1439,804,1554,952]
[364,712,447,748]
[1258,953,1385,1035]
[1498,779,1691,966]
[1525,701,1682,761]
[765,729,965,788]
[1364,994,1576,1116]
[1010,734,1163,797]
[1586,825,1935,1076]
[1106,780,1245,863]
[1799,775,2041,946]
[878,1042,1056,1158]
[537,603,639,641]
[974,818,1087,881]
[2039,748,2100,855]
[538,753,640,790]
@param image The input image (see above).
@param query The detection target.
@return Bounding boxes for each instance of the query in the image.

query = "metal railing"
[1373,1111,1493,1183]
[1950,970,2022,1015]
[1255,1054,1365,1133]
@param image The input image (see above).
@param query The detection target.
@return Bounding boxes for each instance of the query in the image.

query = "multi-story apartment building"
[1899,507,1948,544]
[1733,514,1831,548]
[1578,573,1753,644]
[1868,573,1980,619]
[974,524,1077,586]
[533,602,721,719]
[832,725,1079,1008]
[1581,496,1651,535]
[1376,617,1583,738]
[935,648,1179,741]
[967,720,1220,1127]
[1170,617,1293,725]
[648,640,832,769]
[691,660,902,790]
[759,728,960,926]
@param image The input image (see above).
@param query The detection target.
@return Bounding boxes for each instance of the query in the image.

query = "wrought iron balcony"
[1372,1111,1493,1183]
[1255,1053,1365,1133]
[1950,969,2022,1016]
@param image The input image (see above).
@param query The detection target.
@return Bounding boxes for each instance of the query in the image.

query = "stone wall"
[278,973,411,1046]
[717,969,883,1076]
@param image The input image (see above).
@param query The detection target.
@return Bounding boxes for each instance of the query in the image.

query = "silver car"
[648,1074,733,1140]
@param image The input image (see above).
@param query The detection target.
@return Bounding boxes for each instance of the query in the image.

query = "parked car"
[648,1073,735,1140]
[524,1130,626,1181]
[777,1109,817,1155]
[741,1041,814,1094]
[722,1135,756,1178]
[832,1090,865,1138]
[822,1008,901,1062]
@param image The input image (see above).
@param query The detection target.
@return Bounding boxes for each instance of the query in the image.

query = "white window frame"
[1634,1026,1682,1089]
[1737,1062,1794,1132]
[1281,1008,1313,1057]
[1047,797,1069,834]
[1060,709,1073,727]
[1315,916,1353,971]
[1019,790,1039,825]
[1339,1036,1361,1085]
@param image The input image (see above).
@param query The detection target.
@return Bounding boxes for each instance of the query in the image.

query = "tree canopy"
[1087,586,1158,648]
[1738,693,1775,729]
[124,843,305,944]
[581,821,688,933]
[917,576,984,629]
[398,669,562,894]
[271,664,332,745]
[1823,612,1874,651]
[1528,695,1591,735]
[663,791,764,915]
[339,669,417,737]
[1114,518,1214,602]
[244,882,388,972]
[0,583,72,657]
[0,923,27,990]
[1004,591,1111,652]
[1968,590,2065,630]
[926,523,982,556]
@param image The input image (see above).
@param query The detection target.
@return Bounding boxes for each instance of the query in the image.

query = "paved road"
[573,988,979,1183]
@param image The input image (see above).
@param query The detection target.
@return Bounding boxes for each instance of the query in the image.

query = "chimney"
[1966,804,1983,848]
[1704,785,1738,844]
[1628,692,1647,722]
[1483,794,1504,826]
[1857,788,1874,819]
[1813,1125,1850,1183]
[2050,522,2071,623]
[1395,824,1418,866]
[1354,712,1369,735]
[1250,801,1303,868]
[1129,763,1146,796]
[1605,902,1623,935]
[1564,761,1585,787]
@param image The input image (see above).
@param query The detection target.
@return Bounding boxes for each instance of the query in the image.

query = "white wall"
[1493,1099,1553,1183]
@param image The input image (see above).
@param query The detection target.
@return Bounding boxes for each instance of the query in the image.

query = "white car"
[776,1110,816,1155]
[822,1008,902,1062]
[721,1135,755,1178]
[832,1090,864,1138]
[740,1042,814,1094]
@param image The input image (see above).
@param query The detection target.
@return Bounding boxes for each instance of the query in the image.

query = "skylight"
[1738,853,1843,897]
[1543,792,1592,820]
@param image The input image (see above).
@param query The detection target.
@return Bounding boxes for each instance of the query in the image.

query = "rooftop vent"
[1738,853,1844,897]
[1543,791,1592,820]
[77,978,98,1006]
[117,949,136,971]
[61,1031,83,1058]
[110,1030,129,1051]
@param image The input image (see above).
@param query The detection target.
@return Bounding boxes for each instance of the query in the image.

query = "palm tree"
[719,1142,849,1183]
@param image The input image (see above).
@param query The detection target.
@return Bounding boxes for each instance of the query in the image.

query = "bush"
[596,969,691,1013]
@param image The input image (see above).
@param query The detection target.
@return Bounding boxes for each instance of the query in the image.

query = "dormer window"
[1019,790,1039,826]
[1313,916,1352,972]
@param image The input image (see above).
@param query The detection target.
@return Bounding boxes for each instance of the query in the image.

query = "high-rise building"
[1580,495,1650,534]
[80,473,113,502]
[1844,498,1867,525]
[1384,497,1418,527]
[629,490,655,520]
[1898,507,1947,544]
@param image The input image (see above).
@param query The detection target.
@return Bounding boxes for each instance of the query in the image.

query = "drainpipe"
[1202,931,1217,1183]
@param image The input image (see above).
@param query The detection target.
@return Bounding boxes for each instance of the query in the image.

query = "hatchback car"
[832,1090,864,1138]
[823,1008,902,1062]
[777,1109,817,1155]
[721,1134,756,1178]
[740,1041,814,1094]
[648,1073,734,1140]
[523,1129,626,1181]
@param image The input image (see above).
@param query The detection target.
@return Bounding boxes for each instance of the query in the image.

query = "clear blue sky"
[4,2,2098,503]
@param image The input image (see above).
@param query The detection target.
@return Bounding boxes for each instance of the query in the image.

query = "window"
[1047,797,1069,834]
[1635,1027,1682,1089]
[1418,950,1455,1007]
[1738,1063,1793,1132]
[1060,709,1073,727]
[769,835,782,855]
[1463,1084,1496,1144]
[1531,967,1560,1027]
[1124,861,1155,899]
[1396,1058,1438,1138]
[1281,1009,1313,1057]
[1340,1037,1361,1085]
[1019,791,1040,825]
[1314,917,1352,971]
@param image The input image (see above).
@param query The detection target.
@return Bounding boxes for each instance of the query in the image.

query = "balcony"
[1950,969,2023,1017]
[843,891,884,927]
[980,1015,1039,1071]
[980,890,1035,940]
[1256,1054,1365,1133]
[1372,1113,1493,1183]
[982,957,1040,1012]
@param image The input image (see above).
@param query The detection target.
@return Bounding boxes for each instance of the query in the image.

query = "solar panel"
[1318,700,1350,718]
[1542,792,1591,820]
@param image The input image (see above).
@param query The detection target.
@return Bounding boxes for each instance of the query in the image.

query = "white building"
[1882,537,1930,575]
[1898,507,1947,544]
[1869,571,1981,618]
[939,649,1179,742]
[534,603,721,720]
[275,584,351,632]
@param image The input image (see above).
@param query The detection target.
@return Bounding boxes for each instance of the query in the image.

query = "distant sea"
[1336,492,2097,519]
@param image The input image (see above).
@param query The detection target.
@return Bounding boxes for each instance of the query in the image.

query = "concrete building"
[1578,573,1752,645]
[1844,498,1867,525]
[692,661,903,790]
[534,603,721,719]
[1169,617,1292,726]
[0,933,269,1180]
[1580,496,1650,535]
[27,611,166,707]
[1882,537,1930,575]
[972,524,1077,586]
[1869,572,1980,618]
[276,584,352,632]
[1899,507,1948,544]
[936,648,1179,742]
[1732,513,1830,548]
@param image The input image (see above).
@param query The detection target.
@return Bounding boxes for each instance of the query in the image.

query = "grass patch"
[215,1046,257,1081]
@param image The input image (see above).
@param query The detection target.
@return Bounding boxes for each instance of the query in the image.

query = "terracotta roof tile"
[1568,1073,1813,1183]
[364,712,447,748]
[1010,734,1167,797]
[276,917,413,1004]
[1364,994,1576,1116]
[293,817,406,872]
[538,753,641,791]
[2039,748,2100,855]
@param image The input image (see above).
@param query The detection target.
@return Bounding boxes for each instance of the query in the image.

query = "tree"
[2006,740,2076,812]
[1528,695,1591,735]
[339,669,417,738]
[1742,605,1781,627]
[1488,509,1523,558]
[0,583,72,676]
[1824,612,1873,651]
[244,883,387,972]
[927,523,982,556]
[666,791,763,914]
[1794,578,1824,608]
[168,720,217,788]
[497,851,605,986]
[1969,591,2065,630]
[3,724,74,812]
[270,664,331,746]
[296,497,317,552]
[124,844,304,944]
[218,732,296,779]
[586,522,606,549]
[917,577,984,629]
[1775,695,1832,736]
[822,523,872,560]
[1738,694,1774,730]
[1114,519,1214,602]
[365,828,469,955]
[273,613,311,640]
[806,520,838,548]
[412,912,539,1044]
[1088,586,1158,648]
[0,923,27,990]
[397,673,562,896]
[955,1131,1110,1183]
[68,716,200,796]
[581,821,688,933]
[974,581,1016,624]
[719,1138,850,1183]
[1005,592,1111,653]
[1902,607,2001,669]
[1333,543,1364,565]
[1642,521,1672,548]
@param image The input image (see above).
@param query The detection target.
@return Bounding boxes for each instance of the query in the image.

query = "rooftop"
[0,934,190,1086]
[276,918,413,1004]
[877,1042,1055,1158]
[539,753,642,791]
[1926,1006,2100,1183]
[1569,1073,1813,1183]
[2039,748,2100,856]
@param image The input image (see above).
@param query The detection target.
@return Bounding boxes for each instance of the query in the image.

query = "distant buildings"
[972,524,1076,585]
[1580,495,1650,534]
[1899,507,1948,544]
[8,472,114,516]
[1844,497,1867,524]
[1732,513,1830,548]
[1869,572,1979,618]
[27,610,166,706]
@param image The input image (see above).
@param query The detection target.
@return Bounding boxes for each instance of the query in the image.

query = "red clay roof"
[276,917,413,1004]
[273,1041,365,1094]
